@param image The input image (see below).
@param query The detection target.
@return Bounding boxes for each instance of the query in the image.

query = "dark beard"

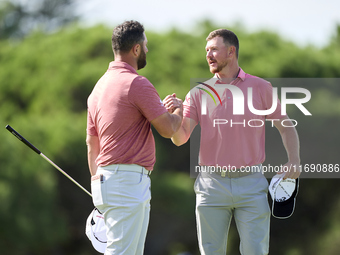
[137,47,147,70]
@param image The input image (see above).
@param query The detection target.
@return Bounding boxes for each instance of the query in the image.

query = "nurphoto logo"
[197,82,312,127]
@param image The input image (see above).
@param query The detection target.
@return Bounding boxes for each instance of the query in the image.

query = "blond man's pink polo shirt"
[87,61,167,170]
[183,69,286,169]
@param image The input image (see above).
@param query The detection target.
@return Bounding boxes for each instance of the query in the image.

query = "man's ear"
[228,46,236,57]
[132,44,141,57]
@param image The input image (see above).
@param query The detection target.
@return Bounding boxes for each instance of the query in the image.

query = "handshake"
[162,93,183,114]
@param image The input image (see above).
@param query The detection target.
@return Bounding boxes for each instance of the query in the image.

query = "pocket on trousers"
[193,173,201,193]
[119,171,143,185]
[259,174,269,191]
[91,174,106,207]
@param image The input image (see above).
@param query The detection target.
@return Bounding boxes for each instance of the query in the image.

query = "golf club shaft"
[5,125,92,197]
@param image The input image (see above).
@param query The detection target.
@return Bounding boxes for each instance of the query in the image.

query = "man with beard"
[86,20,183,255]
[169,29,300,254]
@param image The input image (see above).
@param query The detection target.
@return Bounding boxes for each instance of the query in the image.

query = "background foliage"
[1,6,340,255]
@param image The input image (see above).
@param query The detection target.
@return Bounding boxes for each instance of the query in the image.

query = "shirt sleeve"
[264,82,287,120]
[87,109,98,136]
[183,90,199,125]
[129,76,168,122]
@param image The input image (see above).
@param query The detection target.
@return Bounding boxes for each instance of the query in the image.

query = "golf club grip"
[5,125,41,155]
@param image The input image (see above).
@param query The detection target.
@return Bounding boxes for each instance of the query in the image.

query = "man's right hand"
[163,93,183,113]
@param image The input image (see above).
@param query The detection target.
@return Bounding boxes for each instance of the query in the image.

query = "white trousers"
[92,164,151,255]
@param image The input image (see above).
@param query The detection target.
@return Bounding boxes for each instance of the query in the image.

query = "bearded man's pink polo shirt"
[87,61,167,171]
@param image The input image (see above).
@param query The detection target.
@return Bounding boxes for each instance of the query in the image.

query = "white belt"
[101,164,151,175]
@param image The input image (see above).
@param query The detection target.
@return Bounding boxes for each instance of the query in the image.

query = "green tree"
[0,0,78,39]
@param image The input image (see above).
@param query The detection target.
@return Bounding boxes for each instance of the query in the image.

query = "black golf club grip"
[5,125,41,154]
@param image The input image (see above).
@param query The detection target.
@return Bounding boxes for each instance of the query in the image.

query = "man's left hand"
[279,161,301,179]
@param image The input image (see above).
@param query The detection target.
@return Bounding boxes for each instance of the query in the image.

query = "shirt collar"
[108,61,138,74]
[238,68,246,81]
[214,68,246,84]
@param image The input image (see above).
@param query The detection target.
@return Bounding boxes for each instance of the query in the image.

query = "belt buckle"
[221,171,226,178]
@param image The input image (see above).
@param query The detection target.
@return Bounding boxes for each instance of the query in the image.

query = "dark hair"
[206,29,239,59]
[111,20,145,53]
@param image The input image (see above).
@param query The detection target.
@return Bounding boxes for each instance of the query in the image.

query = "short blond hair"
[206,29,239,59]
